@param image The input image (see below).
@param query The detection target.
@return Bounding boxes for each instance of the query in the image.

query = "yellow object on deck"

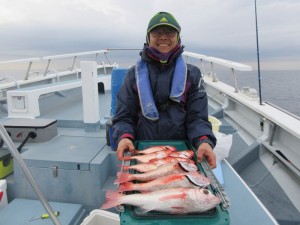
[30,211,60,221]
[0,150,13,179]
[209,116,222,133]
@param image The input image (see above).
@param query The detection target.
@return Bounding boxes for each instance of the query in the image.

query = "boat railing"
[183,51,252,92]
[0,50,116,101]
[0,49,113,81]
[0,58,42,84]
[42,50,111,77]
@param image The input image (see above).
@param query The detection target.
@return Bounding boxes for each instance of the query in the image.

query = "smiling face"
[148,26,179,53]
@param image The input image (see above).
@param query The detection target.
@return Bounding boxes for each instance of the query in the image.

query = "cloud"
[0,0,299,69]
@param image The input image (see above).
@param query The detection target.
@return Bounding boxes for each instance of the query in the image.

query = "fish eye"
[203,189,209,195]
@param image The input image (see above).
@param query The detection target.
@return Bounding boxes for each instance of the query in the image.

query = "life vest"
[135,55,187,121]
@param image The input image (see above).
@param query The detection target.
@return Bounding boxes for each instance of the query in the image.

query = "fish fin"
[114,172,132,184]
[118,182,134,192]
[159,193,187,201]
[159,174,184,184]
[185,172,210,187]
[169,150,194,159]
[178,161,198,172]
[119,165,131,171]
[135,206,154,214]
[133,150,145,155]
[139,190,151,194]
[165,145,177,151]
[100,190,123,209]
[169,206,186,214]
[171,206,185,209]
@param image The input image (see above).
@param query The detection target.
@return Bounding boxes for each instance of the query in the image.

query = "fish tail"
[100,190,123,209]
[114,172,132,184]
[118,182,134,192]
[119,165,131,171]
[132,150,140,155]
[121,155,132,161]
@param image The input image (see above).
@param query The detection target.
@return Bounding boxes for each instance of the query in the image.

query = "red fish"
[115,161,198,184]
[121,157,195,173]
[169,150,194,159]
[120,163,158,173]
[121,149,174,163]
[133,145,177,155]
[149,157,196,167]
[101,188,221,214]
[118,171,210,192]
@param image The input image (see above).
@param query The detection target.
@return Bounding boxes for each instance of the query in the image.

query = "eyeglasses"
[150,28,177,38]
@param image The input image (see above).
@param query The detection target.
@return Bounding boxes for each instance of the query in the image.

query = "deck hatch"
[22,136,106,171]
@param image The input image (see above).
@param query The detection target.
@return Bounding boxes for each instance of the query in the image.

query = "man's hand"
[116,138,135,160]
[196,142,216,169]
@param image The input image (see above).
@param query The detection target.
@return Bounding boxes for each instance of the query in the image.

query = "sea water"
[214,69,300,117]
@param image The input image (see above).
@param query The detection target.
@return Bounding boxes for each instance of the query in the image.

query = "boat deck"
[1,71,299,224]
[0,85,280,225]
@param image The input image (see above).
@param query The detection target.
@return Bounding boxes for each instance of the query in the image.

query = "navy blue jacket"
[112,50,216,149]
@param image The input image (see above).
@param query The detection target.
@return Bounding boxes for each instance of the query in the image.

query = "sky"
[0,0,300,70]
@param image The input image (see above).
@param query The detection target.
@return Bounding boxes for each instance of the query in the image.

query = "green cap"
[147,12,181,33]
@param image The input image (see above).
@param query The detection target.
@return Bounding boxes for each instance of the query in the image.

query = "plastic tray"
[81,209,120,225]
[119,140,229,225]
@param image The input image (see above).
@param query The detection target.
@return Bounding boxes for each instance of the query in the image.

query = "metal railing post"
[70,56,77,71]
[25,61,33,80]
[44,59,51,76]
[210,62,218,82]
[199,59,206,77]
[104,52,112,65]
[231,68,239,93]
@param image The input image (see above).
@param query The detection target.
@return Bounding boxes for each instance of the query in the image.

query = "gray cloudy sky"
[0,0,300,70]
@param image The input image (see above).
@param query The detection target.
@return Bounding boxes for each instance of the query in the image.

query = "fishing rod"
[276,150,300,173]
[255,0,263,105]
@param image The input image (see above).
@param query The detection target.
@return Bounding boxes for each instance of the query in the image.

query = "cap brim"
[148,23,180,33]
